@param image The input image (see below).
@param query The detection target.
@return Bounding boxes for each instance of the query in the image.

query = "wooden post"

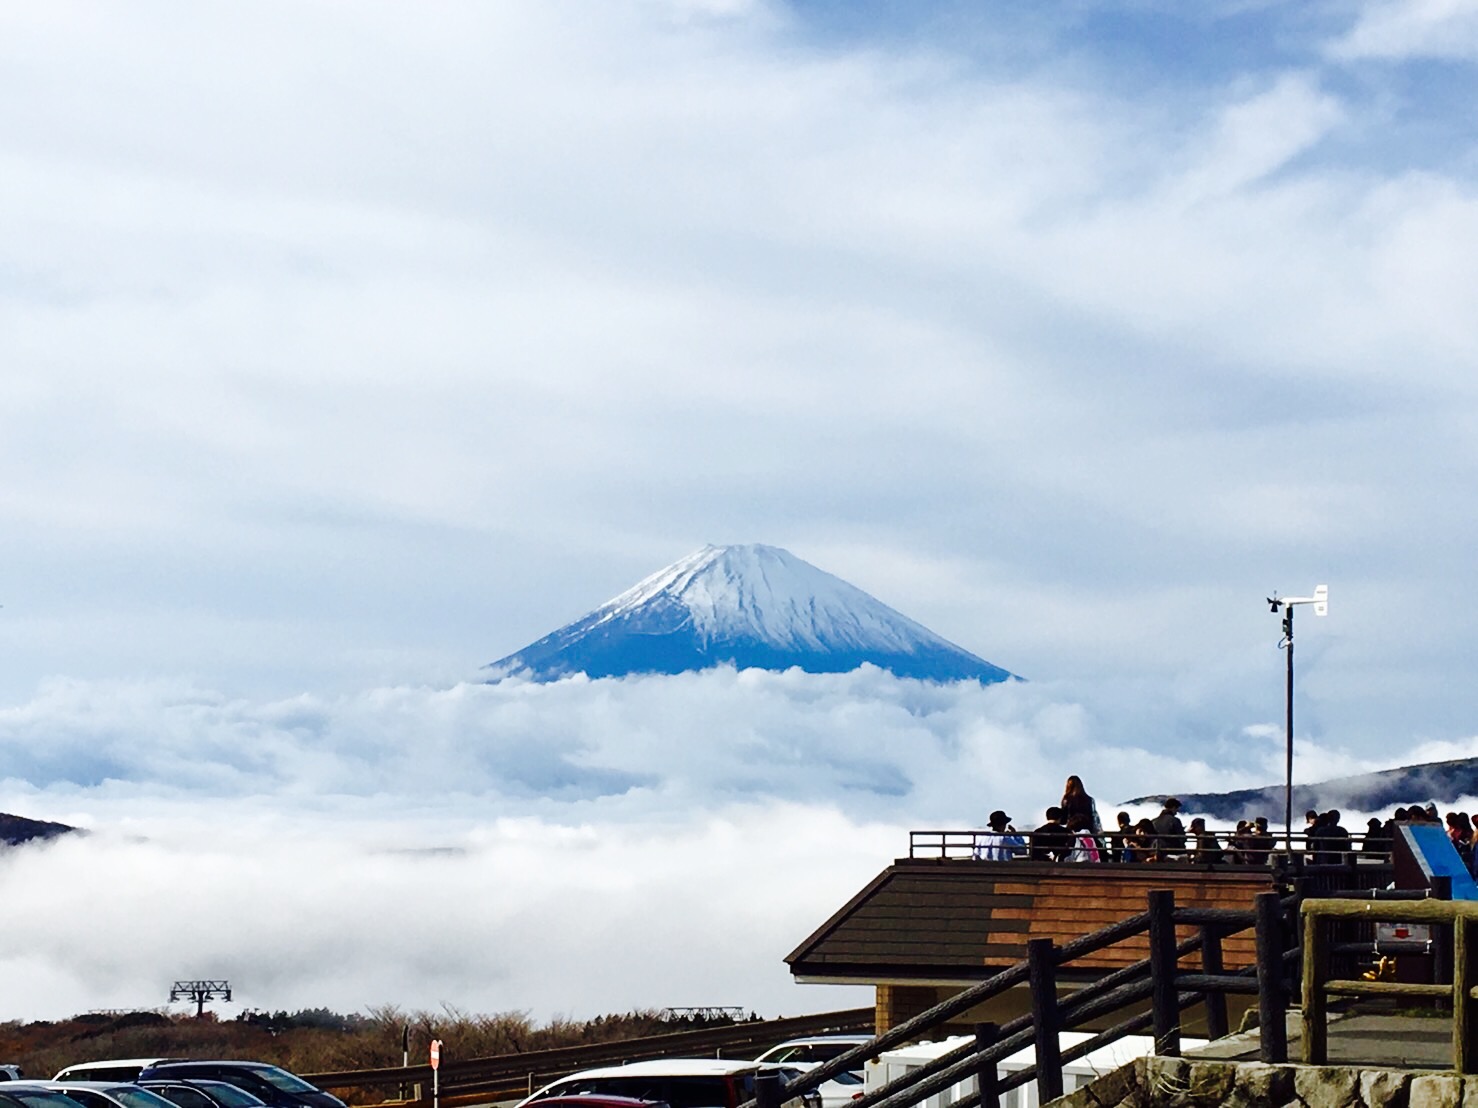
[754,1070,780,1108]
[1302,905,1328,1064]
[1254,891,1288,1064]
[973,1022,1000,1108]
[1434,876,1455,992]
[1147,889,1181,1057]
[1200,924,1229,1041]
[1027,937,1063,1103]
[1455,916,1477,1075]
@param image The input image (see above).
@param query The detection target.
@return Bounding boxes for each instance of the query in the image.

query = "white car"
[517,1058,820,1108]
[753,1038,872,1074]
[753,1035,873,1108]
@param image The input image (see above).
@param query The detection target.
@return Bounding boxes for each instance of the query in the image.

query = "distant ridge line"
[1126,755,1478,820]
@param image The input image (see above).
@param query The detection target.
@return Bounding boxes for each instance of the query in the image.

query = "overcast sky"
[4,0,1478,1024]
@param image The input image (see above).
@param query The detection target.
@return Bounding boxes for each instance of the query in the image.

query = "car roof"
[54,1063,178,1078]
[765,1037,871,1046]
[531,1099,669,1108]
[553,1060,763,1079]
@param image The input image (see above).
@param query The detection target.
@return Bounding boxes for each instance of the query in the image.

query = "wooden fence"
[1302,895,1478,1073]
[751,888,1297,1108]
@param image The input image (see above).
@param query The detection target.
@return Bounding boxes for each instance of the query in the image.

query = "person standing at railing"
[1029,807,1075,862]
[1106,810,1133,862]
[1229,820,1252,863]
[1065,814,1102,861]
[1446,811,1474,872]
[1361,817,1390,860]
[1060,775,1102,835]
[973,810,1027,860]
[1245,816,1275,864]
[1188,817,1225,864]
[1151,797,1186,859]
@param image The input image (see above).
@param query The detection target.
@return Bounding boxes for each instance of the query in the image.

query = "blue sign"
[1404,823,1478,901]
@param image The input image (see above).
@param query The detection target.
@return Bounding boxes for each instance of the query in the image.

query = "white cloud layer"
[0,667,1436,1022]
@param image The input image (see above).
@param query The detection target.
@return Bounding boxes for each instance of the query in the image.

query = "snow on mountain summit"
[487,543,1018,684]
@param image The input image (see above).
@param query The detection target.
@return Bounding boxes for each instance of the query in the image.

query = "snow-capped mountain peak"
[487,543,1017,684]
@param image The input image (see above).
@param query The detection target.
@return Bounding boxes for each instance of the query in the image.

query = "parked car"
[1,1068,23,1082]
[753,1038,873,1071]
[54,1063,180,1084]
[8,1081,179,1108]
[0,1091,89,1108]
[134,1065,342,1108]
[526,1097,670,1108]
[518,1060,820,1108]
[137,1081,268,1108]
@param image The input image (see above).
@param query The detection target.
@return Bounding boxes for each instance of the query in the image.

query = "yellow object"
[1361,956,1397,981]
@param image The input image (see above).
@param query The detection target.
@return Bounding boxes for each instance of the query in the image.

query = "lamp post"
[1267,585,1328,853]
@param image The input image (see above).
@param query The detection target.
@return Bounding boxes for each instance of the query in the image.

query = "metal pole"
[1284,605,1295,854]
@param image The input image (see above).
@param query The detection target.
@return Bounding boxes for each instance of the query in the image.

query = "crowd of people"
[972,776,1477,869]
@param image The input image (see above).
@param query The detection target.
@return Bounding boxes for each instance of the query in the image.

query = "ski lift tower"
[1267,585,1328,853]
[170,979,231,1018]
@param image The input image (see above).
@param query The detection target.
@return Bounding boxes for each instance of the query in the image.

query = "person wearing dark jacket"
[1189,817,1225,864]
[1060,775,1100,834]
[1030,807,1075,862]
[1151,798,1186,858]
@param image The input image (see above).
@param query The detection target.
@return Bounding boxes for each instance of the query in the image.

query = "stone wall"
[1048,1054,1475,1108]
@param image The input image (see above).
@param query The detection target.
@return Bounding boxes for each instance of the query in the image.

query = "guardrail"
[745,888,1299,1108]
[304,1007,874,1105]
[909,828,1392,865]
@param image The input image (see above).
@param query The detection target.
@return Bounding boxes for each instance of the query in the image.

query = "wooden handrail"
[761,889,1295,1108]
[1301,895,1478,1073]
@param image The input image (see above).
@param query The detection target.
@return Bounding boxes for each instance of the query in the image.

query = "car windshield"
[543,1077,731,1108]
[825,1074,862,1087]
[244,1071,315,1096]
[196,1088,262,1108]
[110,1091,181,1108]
[10,1095,91,1108]
[807,1046,863,1064]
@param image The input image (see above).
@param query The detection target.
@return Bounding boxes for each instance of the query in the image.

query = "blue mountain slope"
[487,544,1018,684]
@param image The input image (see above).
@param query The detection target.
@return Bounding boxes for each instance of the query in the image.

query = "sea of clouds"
[7,666,1464,1024]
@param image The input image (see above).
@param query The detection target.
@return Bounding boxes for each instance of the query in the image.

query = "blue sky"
[4,0,1478,1020]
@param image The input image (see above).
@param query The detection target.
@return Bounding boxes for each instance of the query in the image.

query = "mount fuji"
[487,543,1018,684]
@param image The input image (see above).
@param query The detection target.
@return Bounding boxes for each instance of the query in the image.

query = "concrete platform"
[1188,1009,1456,1070]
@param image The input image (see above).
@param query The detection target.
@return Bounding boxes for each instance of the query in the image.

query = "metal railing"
[304,1007,874,1105]
[909,828,1394,866]
[746,889,1298,1108]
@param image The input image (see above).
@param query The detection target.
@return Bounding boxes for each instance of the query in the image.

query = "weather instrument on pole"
[1267,585,1328,853]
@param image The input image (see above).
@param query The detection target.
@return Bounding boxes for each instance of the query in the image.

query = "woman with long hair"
[1060,775,1101,834]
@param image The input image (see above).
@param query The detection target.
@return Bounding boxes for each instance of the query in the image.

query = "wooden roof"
[786,859,1279,983]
